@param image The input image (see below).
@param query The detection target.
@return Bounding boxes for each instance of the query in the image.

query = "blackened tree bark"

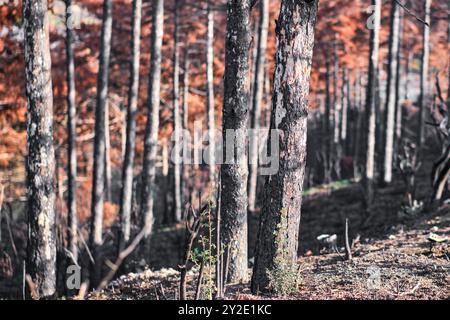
[206,4,216,185]
[394,9,404,166]
[90,0,113,287]
[65,0,78,263]
[333,41,341,145]
[140,0,164,252]
[447,3,450,110]
[248,0,269,212]
[220,0,251,284]
[340,67,349,152]
[172,0,182,222]
[181,47,190,207]
[323,56,332,183]
[24,0,57,299]
[381,0,400,184]
[364,0,381,206]
[119,0,142,249]
[104,106,112,201]
[251,0,318,293]
[418,0,431,148]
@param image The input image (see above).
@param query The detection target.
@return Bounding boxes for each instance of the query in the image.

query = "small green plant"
[190,201,217,300]
[266,209,301,296]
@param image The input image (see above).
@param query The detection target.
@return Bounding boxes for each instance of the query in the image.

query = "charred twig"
[344,218,352,261]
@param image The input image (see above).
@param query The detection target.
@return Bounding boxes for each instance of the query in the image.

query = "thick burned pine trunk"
[381,0,400,184]
[24,0,57,299]
[172,0,182,222]
[65,0,78,263]
[220,0,251,284]
[418,0,431,148]
[206,4,216,186]
[140,0,164,252]
[119,0,142,248]
[248,0,269,212]
[90,0,113,287]
[251,0,318,293]
[364,0,381,206]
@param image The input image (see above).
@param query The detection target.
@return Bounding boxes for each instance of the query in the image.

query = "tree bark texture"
[251,0,318,293]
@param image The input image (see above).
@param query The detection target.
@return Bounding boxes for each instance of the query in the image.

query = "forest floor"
[88,175,450,300]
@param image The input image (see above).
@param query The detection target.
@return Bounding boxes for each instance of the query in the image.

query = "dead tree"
[381,0,401,184]
[89,0,113,287]
[323,55,332,183]
[172,0,182,222]
[206,4,216,186]
[181,47,190,208]
[394,9,404,163]
[105,106,112,201]
[340,67,349,153]
[65,0,78,263]
[119,0,142,249]
[140,0,164,253]
[251,0,318,293]
[24,0,57,299]
[248,0,269,212]
[430,78,450,202]
[333,40,341,145]
[364,0,381,206]
[418,0,431,148]
[447,3,450,110]
[220,0,252,284]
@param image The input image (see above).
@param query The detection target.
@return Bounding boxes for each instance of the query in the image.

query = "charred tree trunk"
[119,0,142,248]
[220,0,251,284]
[248,0,268,212]
[181,47,190,208]
[418,0,431,148]
[393,9,404,167]
[251,0,318,293]
[206,4,216,186]
[105,106,112,201]
[447,4,450,110]
[172,0,182,222]
[364,0,381,206]
[24,0,57,299]
[65,0,78,263]
[333,41,341,145]
[89,0,113,288]
[140,0,164,252]
[404,51,412,102]
[381,0,400,184]
[323,56,332,184]
[340,67,349,153]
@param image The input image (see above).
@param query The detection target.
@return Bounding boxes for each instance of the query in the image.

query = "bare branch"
[395,0,430,27]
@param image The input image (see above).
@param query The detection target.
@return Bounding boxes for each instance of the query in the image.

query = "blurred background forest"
[0,0,449,299]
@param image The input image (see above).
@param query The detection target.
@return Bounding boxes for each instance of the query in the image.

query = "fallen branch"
[96,227,147,292]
